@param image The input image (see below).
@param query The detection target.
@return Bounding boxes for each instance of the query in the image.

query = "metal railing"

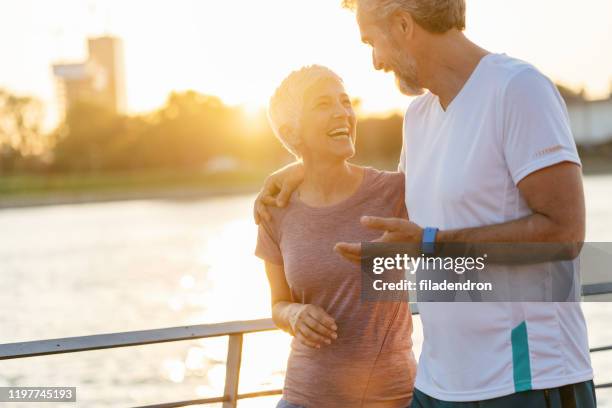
[1,285,611,407]
[0,319,279,407]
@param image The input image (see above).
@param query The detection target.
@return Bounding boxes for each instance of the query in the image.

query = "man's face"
[357,8,425,96]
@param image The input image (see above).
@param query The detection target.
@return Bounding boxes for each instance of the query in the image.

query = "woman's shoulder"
[259,191,302,235]
[362,166,405,191]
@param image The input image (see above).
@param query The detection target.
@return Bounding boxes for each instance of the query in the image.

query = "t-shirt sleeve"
[502,67,581,185]
[255,220,283,265]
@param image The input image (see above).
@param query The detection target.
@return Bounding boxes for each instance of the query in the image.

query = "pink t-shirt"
[255,167,416,408]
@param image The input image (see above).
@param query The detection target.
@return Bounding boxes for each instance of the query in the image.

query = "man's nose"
[372,49,383,71]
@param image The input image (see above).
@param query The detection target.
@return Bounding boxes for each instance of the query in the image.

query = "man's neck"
[418,32,490,110]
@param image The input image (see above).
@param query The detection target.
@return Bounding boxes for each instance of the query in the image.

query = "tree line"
[0,89,403,175]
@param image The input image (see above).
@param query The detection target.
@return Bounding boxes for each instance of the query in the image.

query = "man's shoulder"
[485,55,566,121]
[484,53,551,94]
[486,53,533,74]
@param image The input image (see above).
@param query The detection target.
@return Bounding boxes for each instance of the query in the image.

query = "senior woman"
[255,65,416,408]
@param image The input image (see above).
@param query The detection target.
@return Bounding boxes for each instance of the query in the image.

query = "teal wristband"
[422,227,439,255]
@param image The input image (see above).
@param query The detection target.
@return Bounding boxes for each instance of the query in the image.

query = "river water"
[1,175,611,407]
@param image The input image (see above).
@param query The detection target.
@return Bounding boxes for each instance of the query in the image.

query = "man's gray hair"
[268,65,344,159]
[342,0,466,33]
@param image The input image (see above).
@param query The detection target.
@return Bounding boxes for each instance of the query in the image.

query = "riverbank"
[0,169,267,209]
[1,156,610,209]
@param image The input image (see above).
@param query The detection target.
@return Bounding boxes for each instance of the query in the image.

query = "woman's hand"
[253,162,304,224]
[267,263,336,349]
[288,303,338,349]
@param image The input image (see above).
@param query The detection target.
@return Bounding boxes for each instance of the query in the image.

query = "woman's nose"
[333,104,351,119]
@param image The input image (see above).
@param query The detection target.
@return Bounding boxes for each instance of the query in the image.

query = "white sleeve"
[502,67,581,185]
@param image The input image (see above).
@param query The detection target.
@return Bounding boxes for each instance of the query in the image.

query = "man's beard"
[383,30,424,96]
[396,75,424,96]
[390,55,424,96]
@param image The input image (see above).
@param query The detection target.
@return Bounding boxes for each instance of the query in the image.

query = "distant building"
[52,36,126,118]
[566,96,612,146]
[558,83,612,146]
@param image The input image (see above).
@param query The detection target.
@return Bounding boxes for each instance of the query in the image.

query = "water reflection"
[161,359,186,383]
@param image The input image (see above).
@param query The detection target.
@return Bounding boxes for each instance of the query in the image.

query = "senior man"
[254,1,595,407]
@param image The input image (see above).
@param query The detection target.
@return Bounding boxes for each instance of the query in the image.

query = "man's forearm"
[436,212,584,263]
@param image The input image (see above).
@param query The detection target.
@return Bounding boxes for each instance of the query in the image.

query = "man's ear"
[392,10,414,38]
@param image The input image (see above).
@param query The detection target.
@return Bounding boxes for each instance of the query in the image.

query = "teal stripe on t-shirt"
[511,321,532,392]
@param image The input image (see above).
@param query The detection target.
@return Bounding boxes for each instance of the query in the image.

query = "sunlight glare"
[161,358,186,383]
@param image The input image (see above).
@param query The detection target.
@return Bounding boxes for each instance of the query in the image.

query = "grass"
[0,168,271,206]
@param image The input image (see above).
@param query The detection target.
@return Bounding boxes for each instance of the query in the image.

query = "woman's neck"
[298,159,364,207]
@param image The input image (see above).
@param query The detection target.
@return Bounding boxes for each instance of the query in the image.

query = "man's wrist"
[431,229,474,258]
[436,229,450,242]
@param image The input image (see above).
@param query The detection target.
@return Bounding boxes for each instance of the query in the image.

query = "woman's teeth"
[327,127,350,139]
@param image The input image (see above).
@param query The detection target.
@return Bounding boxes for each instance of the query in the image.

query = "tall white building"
[52,36,126,118]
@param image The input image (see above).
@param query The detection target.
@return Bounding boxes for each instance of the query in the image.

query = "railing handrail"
[0,318,277,360]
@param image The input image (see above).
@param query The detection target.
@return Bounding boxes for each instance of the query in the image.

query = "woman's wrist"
[287,303,308,336]
[273,302,308,336]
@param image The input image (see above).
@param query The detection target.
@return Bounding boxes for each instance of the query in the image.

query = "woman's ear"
[280,124,303,155]
[279,124,295,141]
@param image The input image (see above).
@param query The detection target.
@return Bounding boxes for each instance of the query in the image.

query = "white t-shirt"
[399,53,593,401]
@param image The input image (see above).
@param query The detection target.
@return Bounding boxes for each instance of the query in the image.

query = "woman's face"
[297,77,357,162]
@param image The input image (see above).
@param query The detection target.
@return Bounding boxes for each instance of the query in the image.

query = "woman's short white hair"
[268,65,343,158]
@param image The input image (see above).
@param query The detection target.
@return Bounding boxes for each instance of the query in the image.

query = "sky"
[1,0,611,130]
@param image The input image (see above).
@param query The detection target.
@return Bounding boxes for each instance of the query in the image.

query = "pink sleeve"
[255,221,283,265]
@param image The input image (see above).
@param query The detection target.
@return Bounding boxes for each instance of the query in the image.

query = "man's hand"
[334,216,424,263]
[253,162,304,224]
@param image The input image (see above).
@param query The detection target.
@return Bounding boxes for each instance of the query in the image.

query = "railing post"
[222,333,243,408]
